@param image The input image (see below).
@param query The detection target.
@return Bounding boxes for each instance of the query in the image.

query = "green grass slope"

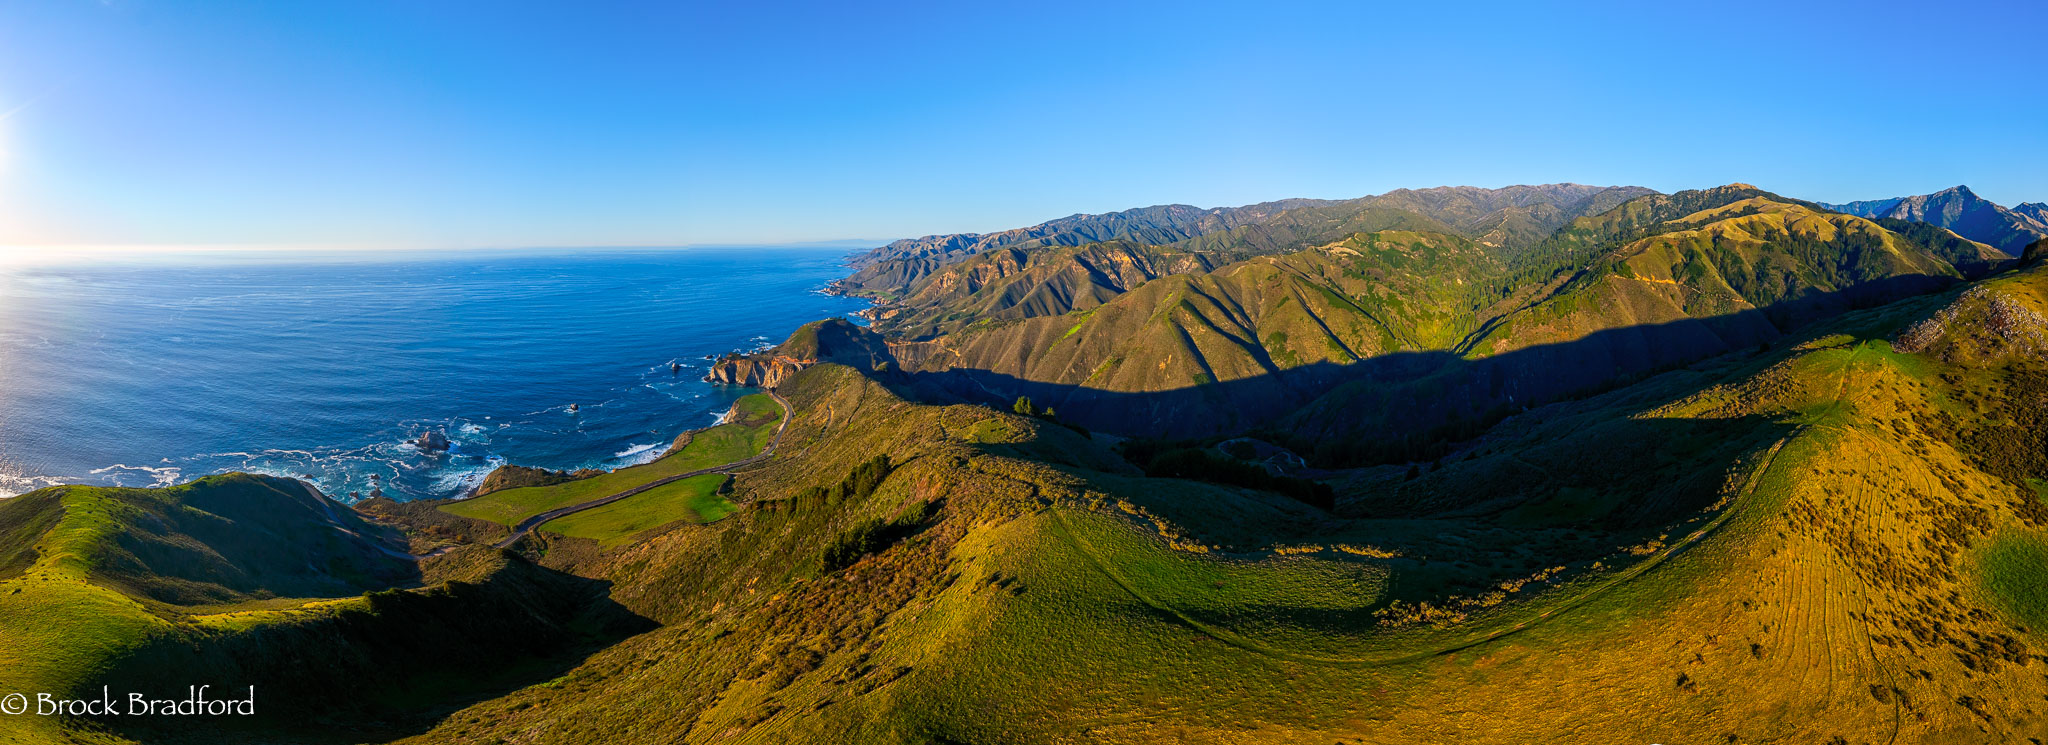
[0,474,645,744]
[539,473,734,546]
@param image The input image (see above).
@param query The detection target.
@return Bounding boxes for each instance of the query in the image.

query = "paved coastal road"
[491,390,792,549]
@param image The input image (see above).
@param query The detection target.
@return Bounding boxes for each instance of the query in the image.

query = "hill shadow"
[854,272,1949,466]
[89,549,655,745]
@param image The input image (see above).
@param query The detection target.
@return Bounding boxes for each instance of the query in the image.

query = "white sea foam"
[0,472,67,498]
[429,461,500,497]
[613,442,660,460]
[88,463,183,488]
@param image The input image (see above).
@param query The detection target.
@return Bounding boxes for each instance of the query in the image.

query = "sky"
[0,0,2042,250]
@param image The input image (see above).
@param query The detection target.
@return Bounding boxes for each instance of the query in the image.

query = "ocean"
[0,246,869,502]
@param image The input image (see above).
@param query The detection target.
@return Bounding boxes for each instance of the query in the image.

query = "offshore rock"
[415,430,451,452]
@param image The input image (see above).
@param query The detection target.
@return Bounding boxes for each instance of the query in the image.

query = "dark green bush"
[821,518,888,571]
[790,455,894,513]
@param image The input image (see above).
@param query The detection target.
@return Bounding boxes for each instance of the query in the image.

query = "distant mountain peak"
[1822,184,2045,255]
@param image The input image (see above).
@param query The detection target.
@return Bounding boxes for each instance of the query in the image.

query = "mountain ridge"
[1822,185,2047,255]
[837,184,1659,300]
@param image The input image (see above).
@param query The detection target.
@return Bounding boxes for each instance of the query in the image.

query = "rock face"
[415,430,451,452]
[704,353,807,388]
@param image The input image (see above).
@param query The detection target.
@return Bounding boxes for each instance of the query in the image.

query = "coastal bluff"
[704,317,900,388]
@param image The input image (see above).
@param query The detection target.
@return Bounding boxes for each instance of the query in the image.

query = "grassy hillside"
[0,474,643,745]
[1471,196,1960,357]
[867,241,1226,341]
[888,230,1502,435]
[845,188,1984,446]
[365,262,2048,742]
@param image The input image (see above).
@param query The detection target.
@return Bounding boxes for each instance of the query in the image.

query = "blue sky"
[0,0,2042,249]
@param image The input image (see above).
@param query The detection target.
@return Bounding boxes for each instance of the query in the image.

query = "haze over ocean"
[0,246,867,501]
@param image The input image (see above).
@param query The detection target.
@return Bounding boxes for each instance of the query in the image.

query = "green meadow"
[441,393,780,526]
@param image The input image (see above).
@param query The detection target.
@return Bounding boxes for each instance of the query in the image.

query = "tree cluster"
[791,454,894,513]
[1012,396,1089,437]
[821,518,889,571]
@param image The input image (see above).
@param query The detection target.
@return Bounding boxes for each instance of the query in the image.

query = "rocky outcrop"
[704,353,808,388]
[705,318,905,388]
[1893,282,2048,361]
[473,464,602,497]
[415,430,451,452]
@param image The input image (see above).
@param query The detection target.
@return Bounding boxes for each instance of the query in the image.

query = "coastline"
[0,248,873,504]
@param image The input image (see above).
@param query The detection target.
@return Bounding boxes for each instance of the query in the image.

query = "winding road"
[490,390,793,549]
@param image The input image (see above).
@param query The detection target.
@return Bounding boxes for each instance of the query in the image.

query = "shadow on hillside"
[1144,412,1799,635]
[856,272,1949,465]
[90,551,655,745]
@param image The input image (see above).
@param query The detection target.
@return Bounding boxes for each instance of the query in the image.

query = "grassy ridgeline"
[0,474,649,745]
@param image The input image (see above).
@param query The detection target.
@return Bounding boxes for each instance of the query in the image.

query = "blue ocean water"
[0,247,868,502]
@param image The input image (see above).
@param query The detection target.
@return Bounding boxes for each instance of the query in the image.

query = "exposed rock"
[664,430,695,457]
[704,353,807,388]
[1894,284,2048,360]
[416,430,451,452]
